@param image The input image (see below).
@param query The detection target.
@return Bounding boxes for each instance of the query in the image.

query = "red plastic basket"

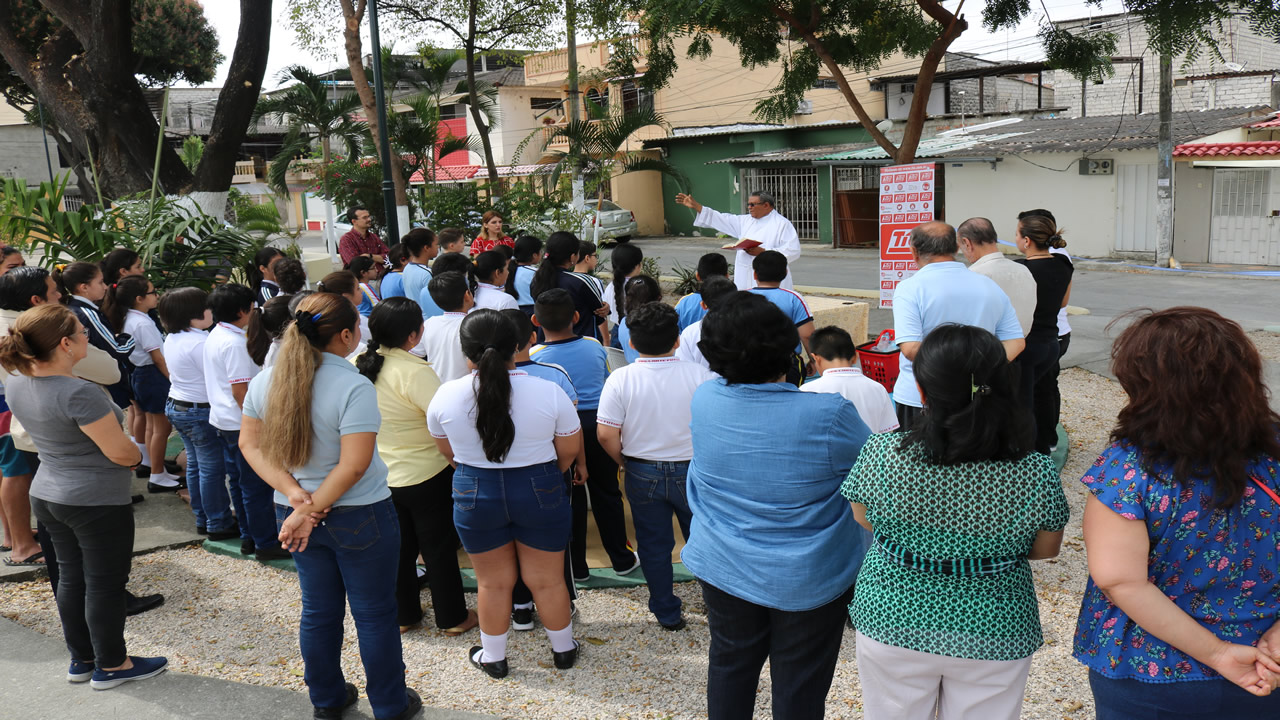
[856,330,900,394]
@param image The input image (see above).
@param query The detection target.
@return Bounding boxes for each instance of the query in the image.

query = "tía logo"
[886,228,913,256]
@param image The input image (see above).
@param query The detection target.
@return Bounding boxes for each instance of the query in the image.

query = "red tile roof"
[409,165,481,184]
[1248,116,1280,128]
[1173,141,1280,157]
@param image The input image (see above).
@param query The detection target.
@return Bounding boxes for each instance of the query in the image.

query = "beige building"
[519,34,906,234]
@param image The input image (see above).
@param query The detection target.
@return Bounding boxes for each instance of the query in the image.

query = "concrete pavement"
[0,617,495,719]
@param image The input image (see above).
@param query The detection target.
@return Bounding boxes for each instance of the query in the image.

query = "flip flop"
[4,551,45,567]
[1,529,39,552]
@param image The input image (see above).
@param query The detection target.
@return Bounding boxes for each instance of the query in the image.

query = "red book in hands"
[721,238,763,251]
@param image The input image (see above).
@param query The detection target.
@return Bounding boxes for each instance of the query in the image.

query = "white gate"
[1115,163,1157,253]
[1209,168,1279,265]
[740,167,819,240]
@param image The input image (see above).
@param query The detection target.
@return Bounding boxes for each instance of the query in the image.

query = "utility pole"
[566,0,584,211]
[1155,52,1173,267]
[368,0,400,243]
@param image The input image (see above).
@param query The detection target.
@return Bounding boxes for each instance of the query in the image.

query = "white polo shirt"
[163,328,209,403]
[203,321,260,431]
[427,370,580,469]
[799,366,900,434]
[474,283,518,311]
[123,309,163,367]
[422,312,469,382]
[597,356,717,462]
[674,320,712,372]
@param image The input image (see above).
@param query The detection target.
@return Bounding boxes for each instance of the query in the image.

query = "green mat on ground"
[201,537,693,591]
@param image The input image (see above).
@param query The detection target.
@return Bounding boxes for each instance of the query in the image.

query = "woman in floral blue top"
[1075,307,1280,718]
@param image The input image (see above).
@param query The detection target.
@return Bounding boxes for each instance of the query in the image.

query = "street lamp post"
[368,0,400,243]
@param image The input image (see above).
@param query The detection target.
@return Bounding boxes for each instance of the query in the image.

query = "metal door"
[1115,163,1157,253]
[1209,168,1278,264]
[740,167,819,240]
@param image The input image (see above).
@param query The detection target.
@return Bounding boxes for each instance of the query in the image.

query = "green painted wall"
[656,124,872,243]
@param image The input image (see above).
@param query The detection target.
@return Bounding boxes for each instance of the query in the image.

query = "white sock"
[149,473,180,487]
[513,602,534,610]
[479,630,508,662]
[545,622,575,653]
[136,441,149,459]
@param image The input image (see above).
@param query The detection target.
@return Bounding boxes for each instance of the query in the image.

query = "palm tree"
[253,65,365,259]
[387,95,478,198]
[540,100,687,244]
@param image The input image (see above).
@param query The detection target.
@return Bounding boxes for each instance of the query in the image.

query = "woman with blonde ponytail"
[238,292,420,720]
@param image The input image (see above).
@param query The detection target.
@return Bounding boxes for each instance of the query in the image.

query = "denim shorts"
[130,364,171,414]
[452,461,571,554]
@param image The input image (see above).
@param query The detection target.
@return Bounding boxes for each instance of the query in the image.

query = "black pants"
[571,409,633,577]
[895,403,925,432]
[31,498,134,667]
[1034,333,1071,451]
[1018,336,1060,454]
[389,467,468,629]
[700,580,854,720]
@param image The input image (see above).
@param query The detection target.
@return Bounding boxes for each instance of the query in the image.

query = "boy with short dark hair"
[749,250,813,386]
[597,302,714,630]
[420,271,474,381]
[532,289,637,582]
[801,326,899,434]
[674,275,737,371]
[437,228,467,255]
[674,252,730,330]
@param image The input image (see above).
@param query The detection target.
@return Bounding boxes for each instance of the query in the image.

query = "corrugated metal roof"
[708,107,1270,164]
[1174,141,1280,157]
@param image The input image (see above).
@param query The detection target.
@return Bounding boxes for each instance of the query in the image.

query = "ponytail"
[100,275,150,333]
[356,297,422,383]
[260,293,357,470]
[244,306,270,367]
[0,329,39,376]
[52,261,101,305]
[250,294,295,366]
[503,257,521,300]
[458,309,518,463]
[609,243,644,322]
[530,232,578,301]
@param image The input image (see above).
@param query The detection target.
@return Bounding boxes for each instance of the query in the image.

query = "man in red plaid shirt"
[338,207,389,266]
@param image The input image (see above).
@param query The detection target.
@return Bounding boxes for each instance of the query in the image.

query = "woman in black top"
[1014,214,1073,454]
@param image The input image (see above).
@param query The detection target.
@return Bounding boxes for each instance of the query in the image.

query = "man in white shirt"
[674,275,736,373]
[597,302,715,631]
[675,190,801,291]
[958,217,1036,337]
[800,327,899,433]
[421,271,474,382]
[892,222,1025,431]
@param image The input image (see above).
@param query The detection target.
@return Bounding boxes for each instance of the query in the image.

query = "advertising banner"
[878,162,938,309]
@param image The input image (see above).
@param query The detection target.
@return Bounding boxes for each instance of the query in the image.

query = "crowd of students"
[0,204,1276,720]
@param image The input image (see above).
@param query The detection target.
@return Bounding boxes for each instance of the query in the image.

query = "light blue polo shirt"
[891,260,1024,408]
[749,287,813,355]
[243,352,390,507]
[401,262,432,304]
[530,336,610,410]
[675,293,706,330]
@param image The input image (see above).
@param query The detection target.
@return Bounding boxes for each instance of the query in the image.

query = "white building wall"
[1050,14,1280,117]
[943,149,1158,258]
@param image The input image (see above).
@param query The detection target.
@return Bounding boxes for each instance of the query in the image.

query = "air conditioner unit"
[901,83,915,94]
[795,99,814,115]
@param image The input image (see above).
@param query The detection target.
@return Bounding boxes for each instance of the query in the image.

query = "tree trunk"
[321,135,338,263]
[192,0,273,193]
[466,0,501,201]
[341,0,409,214]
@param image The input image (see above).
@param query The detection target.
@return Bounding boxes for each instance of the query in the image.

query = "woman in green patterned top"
[841,324,1069,720]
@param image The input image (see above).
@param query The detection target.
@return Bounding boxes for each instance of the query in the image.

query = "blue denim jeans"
[216,428,276,549]
[165,401,233,532]
[1090,670,1280,719]
[277,500,409,719]
[623,458,692,626]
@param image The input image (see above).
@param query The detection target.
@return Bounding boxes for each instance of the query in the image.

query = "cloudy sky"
[197,0,1128,90]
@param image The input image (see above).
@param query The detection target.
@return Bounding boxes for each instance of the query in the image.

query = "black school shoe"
[468,646,509,679]
[387,688,423,720]
[124,592,164,617]
[313,682,358,719]
[552,640,580,670]
[255,545,292,562]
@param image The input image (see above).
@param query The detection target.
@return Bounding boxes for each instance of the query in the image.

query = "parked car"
[523,200,639,245]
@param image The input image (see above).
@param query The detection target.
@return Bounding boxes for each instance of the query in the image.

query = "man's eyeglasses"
[746,202,768,208]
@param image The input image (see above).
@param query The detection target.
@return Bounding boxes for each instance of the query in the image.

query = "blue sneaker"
[90,656,168,690]
[67,659,94,683]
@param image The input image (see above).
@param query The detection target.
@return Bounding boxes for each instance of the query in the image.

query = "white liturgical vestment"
[693,206,801,290]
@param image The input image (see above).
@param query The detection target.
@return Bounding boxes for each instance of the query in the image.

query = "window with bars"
[1214,169,1269,217]
[835,167,876,191]
[741,167,820,240]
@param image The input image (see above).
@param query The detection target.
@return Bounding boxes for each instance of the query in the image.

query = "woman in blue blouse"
[683,291,870,720]
[239,293,420,720]
[1075,307,1280,718]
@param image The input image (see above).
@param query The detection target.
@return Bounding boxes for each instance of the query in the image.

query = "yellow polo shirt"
[369,347,451,487]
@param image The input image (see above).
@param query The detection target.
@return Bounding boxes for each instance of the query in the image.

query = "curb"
[1,537,204,583]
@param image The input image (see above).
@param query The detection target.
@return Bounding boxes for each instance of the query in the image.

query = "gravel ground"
[0,367,1126,719]
[1250,330,1280,362]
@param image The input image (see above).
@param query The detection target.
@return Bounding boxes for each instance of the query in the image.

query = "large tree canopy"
[596,0,1118,163]
[0,0,272,202]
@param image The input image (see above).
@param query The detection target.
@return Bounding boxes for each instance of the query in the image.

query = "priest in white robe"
[676,190,801,290]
